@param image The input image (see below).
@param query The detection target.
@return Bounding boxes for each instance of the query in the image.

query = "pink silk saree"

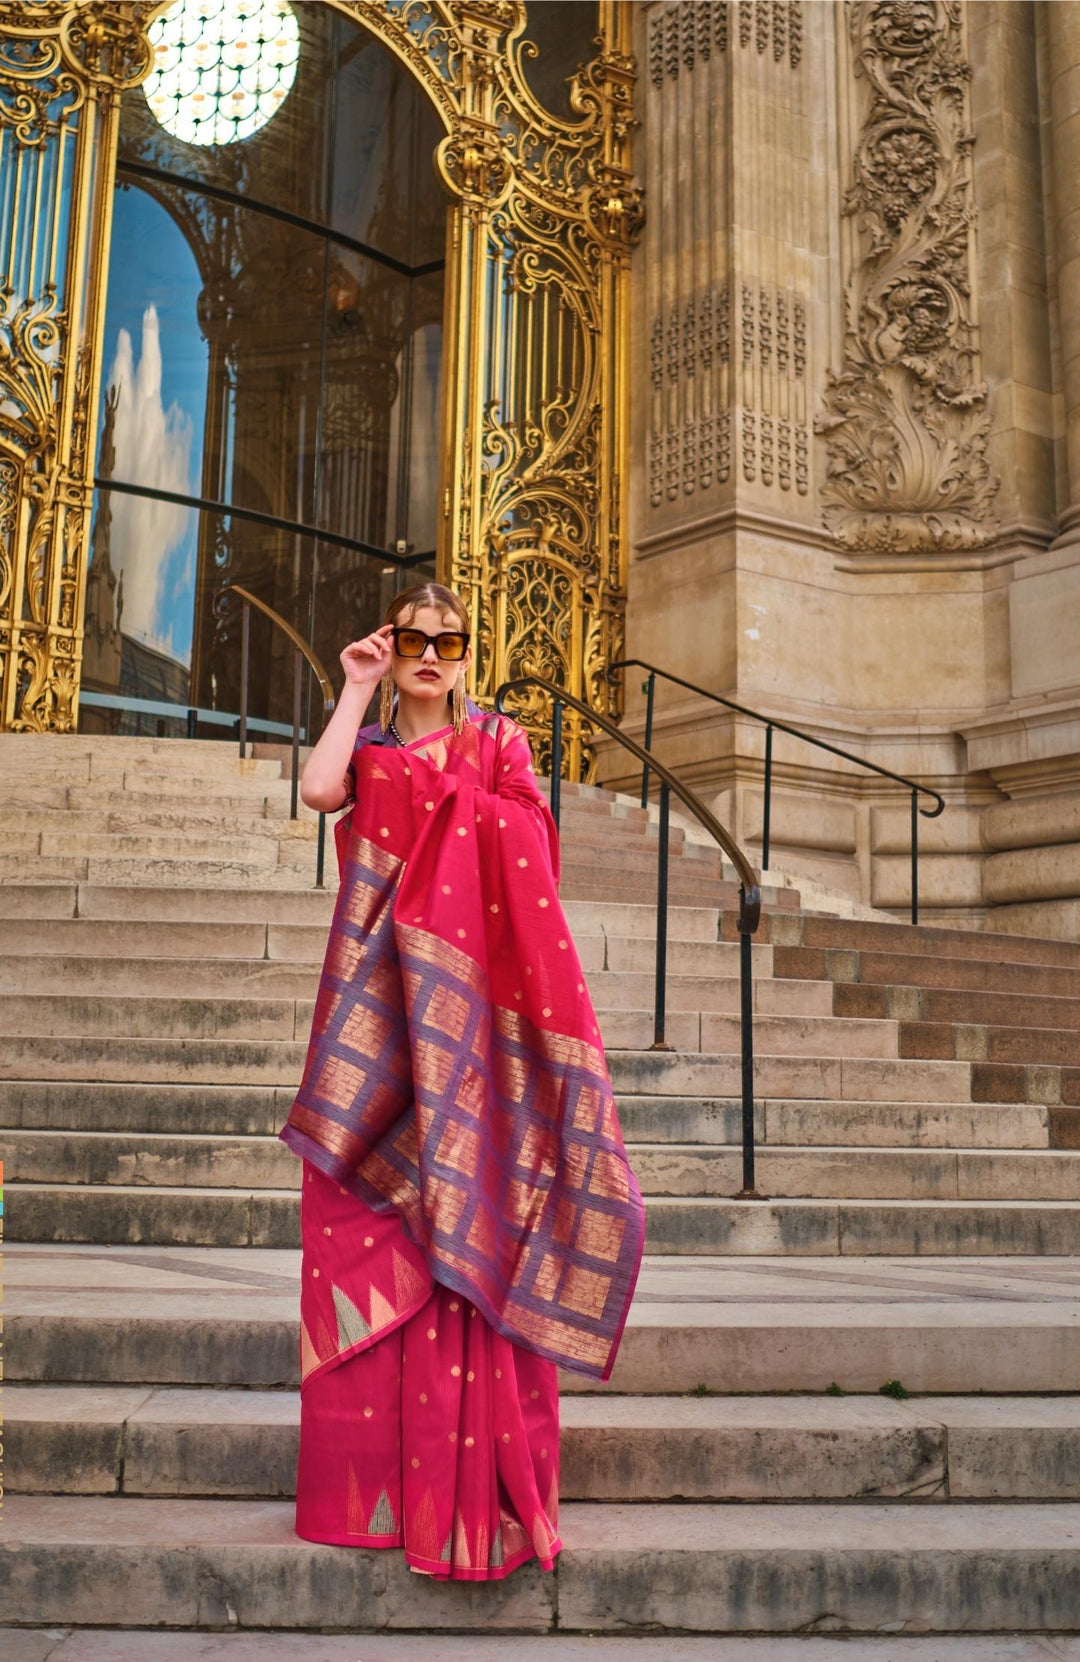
[279,706,645,1578]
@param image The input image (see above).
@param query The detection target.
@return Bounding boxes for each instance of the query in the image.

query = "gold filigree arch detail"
[0,1,638,773]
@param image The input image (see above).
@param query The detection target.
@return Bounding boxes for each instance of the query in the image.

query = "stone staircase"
[1,733,1078,1654]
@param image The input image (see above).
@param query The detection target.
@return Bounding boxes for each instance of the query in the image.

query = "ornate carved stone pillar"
[818,0,999,561]
[635,0,814,555]
[968,0,1056,559]
[615,1,1074,935]
[0,2,151,730]
[1043,0,1080,544]
[627,0,818,700]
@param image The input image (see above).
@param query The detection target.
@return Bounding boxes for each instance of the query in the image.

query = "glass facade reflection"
[81,3,446,739]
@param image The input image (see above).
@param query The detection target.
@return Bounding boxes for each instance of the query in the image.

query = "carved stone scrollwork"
[649,0,801,78]
[815,0,999,553]
[648,0,730,84]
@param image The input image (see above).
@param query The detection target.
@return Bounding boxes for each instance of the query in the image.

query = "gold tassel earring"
[379,669,395,733]
[451,671,467,734]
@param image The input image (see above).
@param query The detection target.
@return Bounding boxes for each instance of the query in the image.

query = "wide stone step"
[776,944,1079,999]
[0,920,273,960]
[0,1636,1073,1662]
[0,917,780,980]
[0,1036,307,1084]
[899,1020,1080,1067]
[630,1145,1079,1201]
[0,753,284,788]
[0,884,752,942]
[0,994,899,1060]
[5,1183,1078,1253]
[2,1081,1050,1148]
[0,856,321,888]
[837,979,1080,1032]
[0,995,307,1041]
[0,1081,292,1134]
[67,784,300,815]
[7,1385,1077,1502]
[0,856,86,884]
[641,1197,1080,1256]
[556,840,725,878]
[0,729,283,762]
[10,1248,1076,1394]
[3,1494,1076,1634]
[560,873,749,907]
[607,1050,975,1102]
[972,1061,1079,1112]
[615,1095,1052,1150]
[0,806,320,842]
[0,953,324,1001]
[780,912,1080,968]
[0,1036,973,1098]
[0,883,338,925]
[7,1131,1075,1203]
[564,900,730,940]
[35,830,283,864]
[0,953,827,1017]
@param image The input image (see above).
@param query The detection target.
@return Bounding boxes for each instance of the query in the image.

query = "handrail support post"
[651,781,673,1050]
[238,602,250,758]
[641,672,655,808]
[291,648,302,821]
[762,723,773,873]
[734,899,761,1199]
[550,698,563,833]
[315,811,326,889]
[911,789,919,926]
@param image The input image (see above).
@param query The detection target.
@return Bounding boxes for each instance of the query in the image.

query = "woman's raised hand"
[340,625,394,691]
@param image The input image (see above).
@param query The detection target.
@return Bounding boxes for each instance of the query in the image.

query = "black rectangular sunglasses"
[391,626,469,661]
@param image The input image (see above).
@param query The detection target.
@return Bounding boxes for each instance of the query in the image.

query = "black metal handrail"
[609,658,945,926]
[213,584,335,887]
[495,674,764,1199]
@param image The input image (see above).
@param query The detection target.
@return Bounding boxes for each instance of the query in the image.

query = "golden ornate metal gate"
[0,0,637,778]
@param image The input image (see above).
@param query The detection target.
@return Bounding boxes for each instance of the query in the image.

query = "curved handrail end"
[215,583,336,713]
[738,884,761,934]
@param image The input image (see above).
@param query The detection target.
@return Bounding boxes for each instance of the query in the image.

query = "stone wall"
[602,0,1078,939]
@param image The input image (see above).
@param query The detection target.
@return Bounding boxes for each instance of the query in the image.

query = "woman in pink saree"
[279,582,644,1581]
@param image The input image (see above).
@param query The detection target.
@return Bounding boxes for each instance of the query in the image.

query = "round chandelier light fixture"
[144,0,300,147]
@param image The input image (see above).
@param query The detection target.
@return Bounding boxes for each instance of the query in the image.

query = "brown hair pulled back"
[383,581,469,634]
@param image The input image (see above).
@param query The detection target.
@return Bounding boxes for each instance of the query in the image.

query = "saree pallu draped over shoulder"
[279,708,645,1578]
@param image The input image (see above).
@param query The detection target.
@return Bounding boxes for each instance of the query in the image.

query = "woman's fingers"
[340,627,393,682]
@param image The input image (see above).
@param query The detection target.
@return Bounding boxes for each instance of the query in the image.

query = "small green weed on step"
[880,1379,910,1400]
[825,1382,845,1396]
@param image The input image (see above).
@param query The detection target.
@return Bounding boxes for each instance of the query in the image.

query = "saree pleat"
[296,1159,561,1580]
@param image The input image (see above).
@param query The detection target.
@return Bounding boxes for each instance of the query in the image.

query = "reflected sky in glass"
[95,183,208,668]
